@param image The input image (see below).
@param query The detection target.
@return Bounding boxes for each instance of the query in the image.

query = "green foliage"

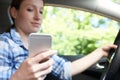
[41,6,119,55]
[112,0,120,3]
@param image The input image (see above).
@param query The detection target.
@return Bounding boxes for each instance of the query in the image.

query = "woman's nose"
[34,11,42,20]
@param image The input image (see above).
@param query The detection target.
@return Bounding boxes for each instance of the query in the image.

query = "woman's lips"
[31,22,41,28]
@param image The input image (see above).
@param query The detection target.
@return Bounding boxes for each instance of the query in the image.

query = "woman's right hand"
[10,50,57,80]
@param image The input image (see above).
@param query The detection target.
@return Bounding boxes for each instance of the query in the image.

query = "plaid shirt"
[0,28,72,80]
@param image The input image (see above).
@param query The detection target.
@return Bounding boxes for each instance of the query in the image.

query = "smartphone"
[28,33,52,57]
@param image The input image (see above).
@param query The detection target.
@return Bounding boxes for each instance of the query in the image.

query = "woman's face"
[11,0,43,35]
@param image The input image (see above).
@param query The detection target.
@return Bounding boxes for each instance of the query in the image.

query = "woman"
[0,0,117,80]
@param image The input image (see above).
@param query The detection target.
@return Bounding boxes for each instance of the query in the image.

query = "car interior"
[0,0,120,80]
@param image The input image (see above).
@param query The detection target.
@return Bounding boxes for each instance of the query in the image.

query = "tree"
[41,6,119,55]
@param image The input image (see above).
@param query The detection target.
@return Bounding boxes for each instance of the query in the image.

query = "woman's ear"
[10,7,17,19]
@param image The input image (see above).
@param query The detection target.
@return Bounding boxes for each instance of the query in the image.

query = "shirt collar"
[10,27,24,46]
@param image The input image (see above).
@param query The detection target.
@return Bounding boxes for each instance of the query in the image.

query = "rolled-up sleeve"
[51,55,72,80]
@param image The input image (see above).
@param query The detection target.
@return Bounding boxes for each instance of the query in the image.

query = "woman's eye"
[27,8,33,12]
[40,11,43,14]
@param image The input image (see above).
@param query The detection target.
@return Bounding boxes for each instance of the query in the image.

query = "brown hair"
[10,0,24,9]
[9,0,24,25]
[10,0,44,9]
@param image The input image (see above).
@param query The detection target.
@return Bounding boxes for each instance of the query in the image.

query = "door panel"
[60,55,106,80]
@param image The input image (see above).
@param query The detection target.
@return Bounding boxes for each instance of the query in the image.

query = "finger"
[32,75,46,80]
[103,44,117,51]
[34,66,52,78]
[111,44,117,49]
[40,75,47,80]
[31,50,57,63]
[30,58,54,72]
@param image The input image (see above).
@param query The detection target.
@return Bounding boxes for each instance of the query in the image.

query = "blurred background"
[40,0,120,55]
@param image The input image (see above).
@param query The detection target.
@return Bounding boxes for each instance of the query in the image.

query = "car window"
[111,0,120,3]
[41,6,119,56]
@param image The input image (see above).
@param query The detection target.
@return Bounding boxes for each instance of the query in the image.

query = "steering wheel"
[100,30,120,80]
[100,44,120,80]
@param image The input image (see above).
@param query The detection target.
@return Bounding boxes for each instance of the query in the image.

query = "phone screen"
[28,33,52,57]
